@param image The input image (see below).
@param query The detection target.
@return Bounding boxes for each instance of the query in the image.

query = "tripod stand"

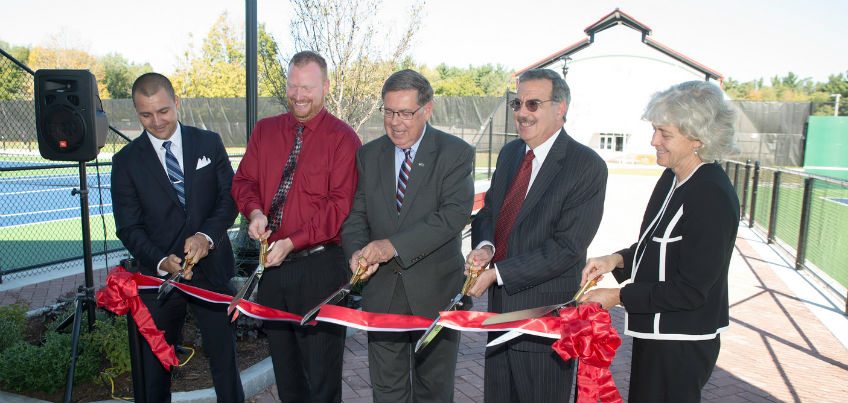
[54,161,98,403]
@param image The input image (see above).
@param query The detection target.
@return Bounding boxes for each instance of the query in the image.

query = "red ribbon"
[95,267,179,370]
[552,303,622,403]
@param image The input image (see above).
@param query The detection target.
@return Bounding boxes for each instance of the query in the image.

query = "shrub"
[0,303,27,353]
[0,331,100,393]
[84,315,131,380]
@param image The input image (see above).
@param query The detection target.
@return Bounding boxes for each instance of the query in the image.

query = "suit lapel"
[181,125,196,208]
[397,124,436,224]
[378,138,399,224]
[137,132,182,208]
[514,130,570,227]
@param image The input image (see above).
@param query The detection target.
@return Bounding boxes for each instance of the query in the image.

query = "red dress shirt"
[232,108,361,250]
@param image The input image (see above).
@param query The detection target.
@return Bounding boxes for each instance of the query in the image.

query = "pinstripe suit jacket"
[472,129,607,352]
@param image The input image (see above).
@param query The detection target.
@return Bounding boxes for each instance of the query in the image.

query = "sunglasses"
[509,98,552,112]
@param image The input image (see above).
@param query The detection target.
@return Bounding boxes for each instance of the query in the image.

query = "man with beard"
[231,50,361,403]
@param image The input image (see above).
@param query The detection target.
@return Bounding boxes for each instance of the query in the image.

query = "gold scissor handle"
[573,277,599,302]
[180,257,196,280]
[460,258,483,295]
[258,237,269,266]
[350,256,368,284]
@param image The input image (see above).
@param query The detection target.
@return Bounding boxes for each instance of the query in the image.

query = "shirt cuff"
[156,256,168,276]
[475,241,495,256]
[196,232,214,248]
[494,263,504,286]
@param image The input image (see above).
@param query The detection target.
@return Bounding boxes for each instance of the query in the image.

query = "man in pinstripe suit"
[466,69,607,403]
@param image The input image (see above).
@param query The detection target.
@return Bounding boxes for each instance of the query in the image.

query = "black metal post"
[732,162,740,189]
[246,0,258,141]
[795,177,814,270]
[749,161,760,228]
[487,117,493,179]
[767,171,781,244]
[741,159,751,220]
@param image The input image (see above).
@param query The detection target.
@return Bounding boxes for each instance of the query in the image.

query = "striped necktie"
[162,141,185,208]
[396,148,413,214]
[268,123,305,232]
[493,149,534,262]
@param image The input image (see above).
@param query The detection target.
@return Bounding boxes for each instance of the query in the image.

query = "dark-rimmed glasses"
[509,98,552,112]
[380,105,424,120]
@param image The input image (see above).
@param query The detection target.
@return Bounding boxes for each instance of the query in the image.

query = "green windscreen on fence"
[804,179,848,288]
[805,116,848,181]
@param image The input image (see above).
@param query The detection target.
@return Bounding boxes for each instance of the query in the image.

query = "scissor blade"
[414,316,443,353]
[300,283,352,325]
[157,273,180,299]
[480,302,566,326]
[486,329,523,347]
[228,266,260,316]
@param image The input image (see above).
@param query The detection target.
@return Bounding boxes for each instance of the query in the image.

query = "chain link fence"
[726,160,848,314]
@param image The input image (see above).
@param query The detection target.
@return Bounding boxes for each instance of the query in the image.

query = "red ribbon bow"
[552,303,622,403]
[95,267,178,370]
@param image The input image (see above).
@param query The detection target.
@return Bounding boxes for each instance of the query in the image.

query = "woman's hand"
[580,254,623,286]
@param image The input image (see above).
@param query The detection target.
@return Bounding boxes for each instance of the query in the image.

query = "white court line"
[0,203,113,219]
[0,212,114,229]
[0,187,77,196]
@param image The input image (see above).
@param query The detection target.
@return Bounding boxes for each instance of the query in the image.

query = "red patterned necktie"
[396,148,412,214]
[493,149,535,262]
[268,122,304,232]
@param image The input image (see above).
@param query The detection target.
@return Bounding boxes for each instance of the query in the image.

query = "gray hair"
[381,69,434,106]
[517,69,571,122]
[642,81,737,161]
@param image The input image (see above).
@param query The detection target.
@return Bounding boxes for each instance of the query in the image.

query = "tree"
[287,0,425,131]
[0,40,32,101]
[424,63,514,96]
[101,53,152,99]
[172,13,246,98]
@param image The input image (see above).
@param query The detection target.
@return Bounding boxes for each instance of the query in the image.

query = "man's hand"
[160,254,183,275]
[465,268,496,297]
[248,209,272,241]
[359,239,396,265]
[184,234,211,264]
[582,288,621,310]
[265,238,294,267]
[580,254,623,286]
[350,250,380,281]
[464,246,493,275]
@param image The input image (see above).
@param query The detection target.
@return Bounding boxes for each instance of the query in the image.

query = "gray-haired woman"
[580,81,739,402]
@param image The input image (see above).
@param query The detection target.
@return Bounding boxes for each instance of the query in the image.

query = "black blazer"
[111,124,238,292]
[472,129,607,351]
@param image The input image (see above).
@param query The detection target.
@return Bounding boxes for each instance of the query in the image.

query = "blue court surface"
[0,172,113,228]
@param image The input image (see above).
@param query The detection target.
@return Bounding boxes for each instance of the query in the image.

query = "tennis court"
[0,171,113,229]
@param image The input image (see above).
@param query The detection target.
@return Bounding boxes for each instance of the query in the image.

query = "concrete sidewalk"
[2,170,847,402]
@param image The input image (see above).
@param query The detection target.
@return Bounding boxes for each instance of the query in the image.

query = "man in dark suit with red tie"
[111,72,244,402]
[466,69,607,403]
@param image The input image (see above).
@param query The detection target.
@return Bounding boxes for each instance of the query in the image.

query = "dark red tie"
[493,149,535,263]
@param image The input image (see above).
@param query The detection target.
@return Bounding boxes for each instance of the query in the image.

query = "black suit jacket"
[472,129,607,351]
[342,124,475,319]
[111,124,237,292]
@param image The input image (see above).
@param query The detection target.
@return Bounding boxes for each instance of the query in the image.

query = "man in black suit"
[111,73,243,402]
[341,69,474,402]
[466,69,607,403]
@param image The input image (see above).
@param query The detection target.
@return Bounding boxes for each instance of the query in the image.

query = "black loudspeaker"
[34,69,108,162]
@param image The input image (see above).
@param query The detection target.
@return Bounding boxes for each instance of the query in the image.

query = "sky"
[1,0,846,83]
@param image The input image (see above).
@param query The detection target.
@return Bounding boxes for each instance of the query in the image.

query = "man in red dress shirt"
[231,50,361,403]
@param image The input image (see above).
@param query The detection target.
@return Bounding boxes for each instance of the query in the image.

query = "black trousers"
[484,339,574,403]
[628,336,721,403]
[138,279,244,403]
[258,245,348,403]
[367,275,460,403]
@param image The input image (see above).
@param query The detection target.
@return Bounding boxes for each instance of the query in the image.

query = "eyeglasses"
[380,105,424,120]
[509,98,552,112]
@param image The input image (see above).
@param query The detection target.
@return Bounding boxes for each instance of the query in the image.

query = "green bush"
[0,332,100,393]
[0,303,27,353]
[84,315,131,380]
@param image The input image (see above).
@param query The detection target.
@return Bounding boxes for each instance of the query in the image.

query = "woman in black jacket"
[581,80,739,403]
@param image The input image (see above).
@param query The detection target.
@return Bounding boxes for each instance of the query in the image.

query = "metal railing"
[725,159,848,314]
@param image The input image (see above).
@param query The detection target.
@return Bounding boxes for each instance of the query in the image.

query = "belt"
[283,243,339,262]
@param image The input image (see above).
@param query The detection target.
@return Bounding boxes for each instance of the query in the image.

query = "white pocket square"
[196,156,211,170]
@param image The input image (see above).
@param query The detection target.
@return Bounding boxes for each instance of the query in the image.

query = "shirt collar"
[294,107,328,135]
[525,127,559,164]
[395,123,427,157]
[147,122,183,150]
